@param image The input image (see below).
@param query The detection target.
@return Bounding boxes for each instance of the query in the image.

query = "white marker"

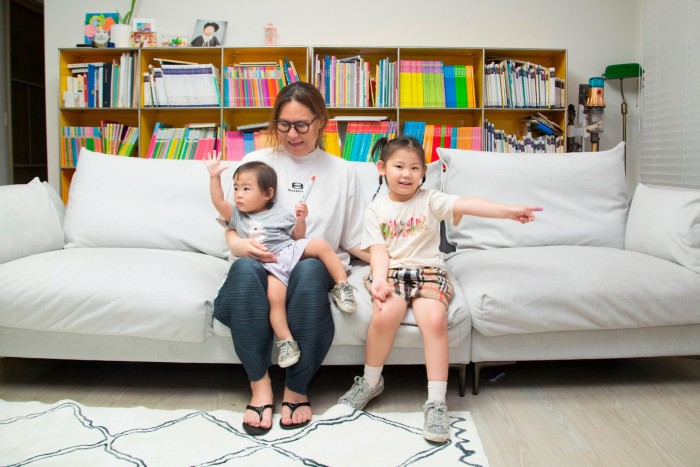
[298,176,316,203]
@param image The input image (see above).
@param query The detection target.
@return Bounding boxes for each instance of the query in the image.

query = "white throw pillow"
[0,177,65,264]
[63,149,237,258]
[625,183,700,273]
[437,142,628,250]
[42,181,66,224]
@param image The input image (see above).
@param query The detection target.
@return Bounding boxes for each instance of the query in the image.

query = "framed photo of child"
[191,19,227,47]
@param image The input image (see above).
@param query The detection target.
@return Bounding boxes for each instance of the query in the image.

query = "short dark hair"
[203,22,219,31]
[267,82,329,149]
[233,161,277,208]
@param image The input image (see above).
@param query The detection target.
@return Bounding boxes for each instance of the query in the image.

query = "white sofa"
[1,143,698,396]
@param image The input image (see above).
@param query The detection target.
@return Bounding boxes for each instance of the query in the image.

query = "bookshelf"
[58,45,566,200]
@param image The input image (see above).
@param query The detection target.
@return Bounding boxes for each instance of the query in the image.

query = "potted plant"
[110,0,137,47]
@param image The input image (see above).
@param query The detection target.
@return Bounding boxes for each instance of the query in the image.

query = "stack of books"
[143,60,221,107]
[340,120,398,162]
[314,54,377,108]
[223,124,274,161]
[60,122,138,167]
[483,119,564,153]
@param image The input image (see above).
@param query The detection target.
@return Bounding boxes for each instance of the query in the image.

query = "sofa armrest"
[0,178,65,264]
[625,183,700,273]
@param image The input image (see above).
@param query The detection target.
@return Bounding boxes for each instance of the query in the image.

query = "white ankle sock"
[427,381,447,404]
[363,364,383,387]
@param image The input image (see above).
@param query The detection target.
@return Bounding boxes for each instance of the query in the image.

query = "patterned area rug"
[1,399,488,466]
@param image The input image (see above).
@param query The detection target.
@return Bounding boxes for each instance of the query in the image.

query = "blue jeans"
[213,257,334,394]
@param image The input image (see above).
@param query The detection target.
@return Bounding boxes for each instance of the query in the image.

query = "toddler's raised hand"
[204,151,228,177]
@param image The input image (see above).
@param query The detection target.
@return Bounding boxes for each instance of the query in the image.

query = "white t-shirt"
[242,147,365,269]
[362,189,460,269]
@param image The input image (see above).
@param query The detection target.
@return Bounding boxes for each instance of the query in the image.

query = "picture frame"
[84,12,119,46]
[131,31,157,48]
[191,19,227,47]
[132,18,156,33]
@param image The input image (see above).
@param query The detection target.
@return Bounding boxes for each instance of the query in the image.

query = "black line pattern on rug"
[1,401,481,466]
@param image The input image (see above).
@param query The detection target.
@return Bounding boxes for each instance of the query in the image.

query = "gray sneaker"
[338,375,384,410]
[277,339,300,368]
[331,282,358,313]
[423,401,450,443]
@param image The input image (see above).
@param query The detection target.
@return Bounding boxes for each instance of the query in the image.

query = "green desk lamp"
[603,63,643,168]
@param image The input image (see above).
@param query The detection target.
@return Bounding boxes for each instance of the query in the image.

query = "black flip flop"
[279,401,311,430]
[242,404,274,436]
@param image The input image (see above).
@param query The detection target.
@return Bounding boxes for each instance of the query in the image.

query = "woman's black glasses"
[274,116,317,134]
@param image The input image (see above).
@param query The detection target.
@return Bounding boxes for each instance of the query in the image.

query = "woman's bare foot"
[280,386,312,427]
[244,372,274,429]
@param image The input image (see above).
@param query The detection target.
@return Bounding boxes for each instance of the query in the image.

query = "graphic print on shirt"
[249,221,266,243]
[379,215,429,240]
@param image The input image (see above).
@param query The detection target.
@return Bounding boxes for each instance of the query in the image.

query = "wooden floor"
[1,356,699,466]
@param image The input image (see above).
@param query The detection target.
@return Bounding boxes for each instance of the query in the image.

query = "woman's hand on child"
[512,206,543,224]
[295,202,308,221]
[204,151,228,177]
[232,238,277,263]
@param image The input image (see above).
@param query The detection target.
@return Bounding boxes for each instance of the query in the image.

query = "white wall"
[44,0,641,192]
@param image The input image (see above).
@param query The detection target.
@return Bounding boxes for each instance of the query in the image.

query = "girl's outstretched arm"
[453,197,542,224]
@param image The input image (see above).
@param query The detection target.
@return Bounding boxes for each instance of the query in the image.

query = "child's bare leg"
[365,293,407,367]
[412,297,449,382]
[267,275,292,340]
[302,238,347,285]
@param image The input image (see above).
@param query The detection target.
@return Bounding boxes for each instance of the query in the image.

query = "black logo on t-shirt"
[289,181,304,193]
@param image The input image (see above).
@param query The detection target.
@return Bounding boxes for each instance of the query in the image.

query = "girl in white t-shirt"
[338,136,542,443]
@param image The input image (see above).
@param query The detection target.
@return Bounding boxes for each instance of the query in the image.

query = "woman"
[213,82,369,435]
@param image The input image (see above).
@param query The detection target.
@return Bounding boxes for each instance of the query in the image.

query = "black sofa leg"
[473,361,516,395]
[458,364,467,397]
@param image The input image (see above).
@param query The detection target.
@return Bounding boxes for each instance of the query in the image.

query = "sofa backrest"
[63,149,238,258]
[437,142,629,250]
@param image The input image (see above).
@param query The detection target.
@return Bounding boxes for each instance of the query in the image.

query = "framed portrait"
[84,12,119,46]
[132,18,156,33]
[191,19,227,47]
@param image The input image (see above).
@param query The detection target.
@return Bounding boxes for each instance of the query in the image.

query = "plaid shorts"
[364,267,454,309]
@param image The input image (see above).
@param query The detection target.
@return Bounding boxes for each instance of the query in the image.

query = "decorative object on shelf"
[111,0,137,48]
[584,76,605,152]
[264,23,277,45]
[132,17,154,32]
[159,35,190,47]
[131,32,156,48]
[84,13,118,47]
[191,19,227,47]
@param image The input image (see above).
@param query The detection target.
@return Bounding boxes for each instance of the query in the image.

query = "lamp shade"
[604,63,643,80]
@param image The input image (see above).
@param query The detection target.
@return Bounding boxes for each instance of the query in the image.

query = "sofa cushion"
[63,149,237,258]
[0,248,230,343]
[436,142,628,250]
[447,246,700,337]
[625,183,700,273]
[0,178,65,264]
[214,260,472,349]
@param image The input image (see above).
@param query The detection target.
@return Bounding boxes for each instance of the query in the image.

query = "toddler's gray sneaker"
[338,375,384,410]
[423,401,450,443]
[277,339,300,368]
[331,282,358,313]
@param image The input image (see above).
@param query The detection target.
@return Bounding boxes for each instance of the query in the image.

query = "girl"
[338,136,542,443]
[205,158,357,372]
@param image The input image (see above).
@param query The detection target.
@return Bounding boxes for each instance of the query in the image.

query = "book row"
[484,60,565,109]
[403,122,483,162]
[63,52,138,108]
[61,123,138,166]
[222,58,300,107]
[143,63,221,107]
[399,61,477,109]
[483,120,565,153]
[312,55,397,108]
